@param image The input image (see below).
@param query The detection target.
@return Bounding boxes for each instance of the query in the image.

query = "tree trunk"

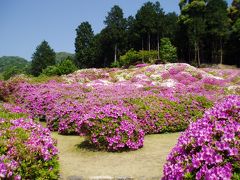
[148,33,151,51]
[157,33,160,60]
[194,40,197,65]
[197,44,200,67]
[211,41,214,64]
[220,38,223,64]
[114,44,117,63]
[104,57,107,67]
[142,37,144,63]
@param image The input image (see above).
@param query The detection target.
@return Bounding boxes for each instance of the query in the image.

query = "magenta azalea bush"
[162,95,240,180]
[78,104,144,151]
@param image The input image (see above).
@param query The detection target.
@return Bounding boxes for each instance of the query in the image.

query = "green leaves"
[159,38,177,63]
[42,58,77,76]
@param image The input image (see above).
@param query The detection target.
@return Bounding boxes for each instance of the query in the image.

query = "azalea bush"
[78,104,145,151]
[162,95,240,180]
[0,106,59,179]
[125,95,213,134]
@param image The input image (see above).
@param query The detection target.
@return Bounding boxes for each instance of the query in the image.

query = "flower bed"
[1,63,239,151]
[162,95,240,180]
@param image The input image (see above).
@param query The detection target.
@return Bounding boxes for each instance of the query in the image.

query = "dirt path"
[51,132,180,179]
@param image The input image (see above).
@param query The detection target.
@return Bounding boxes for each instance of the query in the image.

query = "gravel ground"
[51,132,180,180]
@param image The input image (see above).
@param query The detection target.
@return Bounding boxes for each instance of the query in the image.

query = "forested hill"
[0,56,29,73]
[56,52,74,63]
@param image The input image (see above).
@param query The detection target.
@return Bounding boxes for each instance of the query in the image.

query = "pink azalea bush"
[78,104,145,151]
[162,95,240,180]
[0,106,59,179]
[126,95,213,134]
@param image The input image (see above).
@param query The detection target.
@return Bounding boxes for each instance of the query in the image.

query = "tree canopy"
[75,21,96,68]
[31,40,56,76]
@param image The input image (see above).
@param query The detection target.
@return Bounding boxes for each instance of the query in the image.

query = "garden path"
[51,132,180,179]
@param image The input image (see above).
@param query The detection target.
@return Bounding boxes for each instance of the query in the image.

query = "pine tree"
[31,40,56,76]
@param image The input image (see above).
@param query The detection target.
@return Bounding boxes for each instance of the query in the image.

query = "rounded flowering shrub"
[0,118,59,179]
[162,95,240,180]
[78,104,145,151]
[125,95,213,134]
[46,99,85,135]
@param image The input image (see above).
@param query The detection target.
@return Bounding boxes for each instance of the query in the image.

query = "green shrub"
[3,66,22,80]
[113,49,158,67]
[42,65,60,76]
[117,49,140,67]
[160,38,177,63]
[139,50,158,63]
[42,58,77,76]
[57,58,78,75]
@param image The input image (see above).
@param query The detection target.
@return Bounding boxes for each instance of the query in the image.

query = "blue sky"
[0,0,232,60]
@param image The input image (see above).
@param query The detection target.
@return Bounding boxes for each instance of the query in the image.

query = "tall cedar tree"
[75,21,95,68]
[179,0,206,67]
[104,5,127,63]
[205,0,229,64]
[135,2,159,51]
[225,0,240,67]
[31,40,56,76]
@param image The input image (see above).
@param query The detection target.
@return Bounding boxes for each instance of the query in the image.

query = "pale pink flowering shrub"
[163,95,240,180]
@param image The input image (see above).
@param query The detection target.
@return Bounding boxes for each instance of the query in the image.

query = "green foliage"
[179,0,206,66]
[75,21,96,68]
[103,5,127,64]
[139,50,158,63]
[42,58,77,76]
[164,12,178,40]
[57,58,78,75]
[159,38,177,63]
[135,2,159,36]
[2,66,22,80]
[42,66,60,76]
[0,107,28,120]
[113,49,158,67]
[116,49,140,67]
[228,0,240,24]
[31,41,56,76]
[232,18,240,37]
